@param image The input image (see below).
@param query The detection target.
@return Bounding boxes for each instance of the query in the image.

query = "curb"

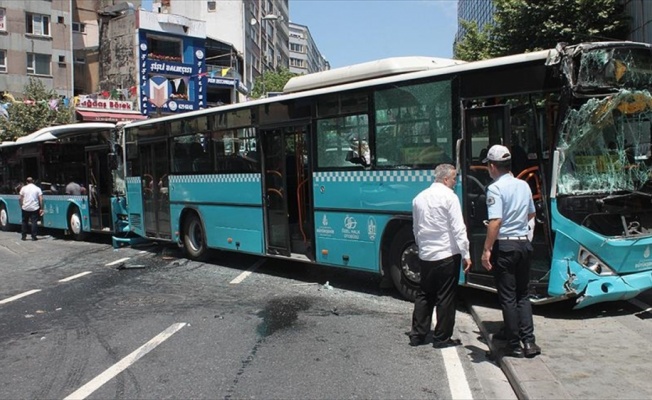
[466,299,571,400]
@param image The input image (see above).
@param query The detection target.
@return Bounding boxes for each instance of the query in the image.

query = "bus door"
[139,140,171,239]
[261,125,312,258]
[462,105,511,288]
[85,145,112,231]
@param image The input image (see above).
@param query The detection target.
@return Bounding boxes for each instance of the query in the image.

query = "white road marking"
[441,346,474,400]
[138,250,147,254]
[64,322,187,400]
[0,289,42,305]
[105,257,130,266]
[230,259,266,284]
[59,271,92,282]
[629,298,652,313]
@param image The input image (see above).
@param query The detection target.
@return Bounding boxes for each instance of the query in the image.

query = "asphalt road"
[0,230,514,400]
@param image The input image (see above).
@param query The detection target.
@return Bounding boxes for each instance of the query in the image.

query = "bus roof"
[1,122,115,148]
[121,41,651,131]
[283,57,466,93]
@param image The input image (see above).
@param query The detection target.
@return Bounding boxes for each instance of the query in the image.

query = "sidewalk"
[464,289,652,400]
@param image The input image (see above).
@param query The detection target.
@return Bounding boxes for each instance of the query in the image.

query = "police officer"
[481,145,541,358]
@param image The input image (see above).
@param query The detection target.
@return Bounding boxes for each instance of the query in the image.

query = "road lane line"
[629,298,652,313]
[0,289,42,305]
[441,346,473,400]
[63,322,187,400]
[59,271,92,282]
[230,259,266,284]
[105,257,130,266]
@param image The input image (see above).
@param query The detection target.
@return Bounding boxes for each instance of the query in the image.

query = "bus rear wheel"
[183,213,209,261]
[68,207,87,241]
[0,204,10,232]
[388,226,420,301]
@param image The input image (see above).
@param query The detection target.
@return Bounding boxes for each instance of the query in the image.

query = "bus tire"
[0,204,10,232]
[68,206,87,241]
[183,213,209,261]
[388,225,420,302]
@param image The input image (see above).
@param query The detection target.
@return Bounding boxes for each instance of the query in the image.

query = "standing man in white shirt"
[409,164,472,348]
[19,177,43,241]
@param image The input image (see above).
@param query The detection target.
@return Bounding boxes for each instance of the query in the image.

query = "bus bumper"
[574,270,652,309]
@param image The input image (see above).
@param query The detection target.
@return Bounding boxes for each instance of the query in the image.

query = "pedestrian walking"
[481,145,541,358]
[19,177,43,241]
[409,163,472,348]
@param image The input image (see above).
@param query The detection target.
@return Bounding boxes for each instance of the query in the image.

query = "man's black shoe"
[31,237,38,241]
[502,346,524,358]
[523,342,541,358]
[433,338,462,349]
[409,336,425,347]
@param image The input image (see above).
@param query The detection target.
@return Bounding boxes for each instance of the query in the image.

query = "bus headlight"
[578,247,616,276]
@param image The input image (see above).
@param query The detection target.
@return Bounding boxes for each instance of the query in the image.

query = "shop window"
[147,36,182,62]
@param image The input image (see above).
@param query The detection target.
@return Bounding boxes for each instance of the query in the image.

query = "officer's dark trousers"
[492,240,535,348]
[411,254,461,341]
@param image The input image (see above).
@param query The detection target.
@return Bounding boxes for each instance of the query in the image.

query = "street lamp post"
[250,13,282,97]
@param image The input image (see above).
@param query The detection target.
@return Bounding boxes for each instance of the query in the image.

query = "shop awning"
[76,110,148,122]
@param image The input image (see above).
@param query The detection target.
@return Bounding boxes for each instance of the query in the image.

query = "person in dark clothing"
[481,145,541,358]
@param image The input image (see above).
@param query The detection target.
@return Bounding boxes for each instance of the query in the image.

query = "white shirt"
[412,181,470,261]
[19,183,42,212]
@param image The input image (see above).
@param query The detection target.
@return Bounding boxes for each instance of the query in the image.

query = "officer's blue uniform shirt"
[486,173,535,237]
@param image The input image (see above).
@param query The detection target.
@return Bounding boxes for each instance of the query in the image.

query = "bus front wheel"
[68,207,87,241]
[0,204,10,232]
[388,226,420,301]
[183,213,209,261]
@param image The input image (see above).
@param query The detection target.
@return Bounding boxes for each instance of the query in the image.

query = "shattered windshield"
[577,47,652,91]
[558,90,652,195]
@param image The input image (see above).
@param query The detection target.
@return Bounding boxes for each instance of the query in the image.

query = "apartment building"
[289,22,329,75]
[0,0,74,99]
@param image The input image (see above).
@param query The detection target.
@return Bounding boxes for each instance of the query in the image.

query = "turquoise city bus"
[0,123,130,239]
[118,41,652,309]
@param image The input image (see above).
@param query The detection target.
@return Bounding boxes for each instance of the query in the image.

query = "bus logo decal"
[342,215,360,240]
[316,214,334,237]
[645,246,650,258]
[344,215,357,230]
[368,217,376,241]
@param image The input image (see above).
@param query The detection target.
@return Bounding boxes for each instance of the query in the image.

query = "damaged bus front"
[550,42,652,308]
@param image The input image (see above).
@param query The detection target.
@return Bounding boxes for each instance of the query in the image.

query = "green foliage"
[250,67,299,99]
[454,20,495,61]
[491,0,629,56]
[0,78,74,141]
[455,0,630,61]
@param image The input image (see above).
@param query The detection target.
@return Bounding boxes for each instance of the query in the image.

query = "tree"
[491,0,630,56]
[454,20,496,61]
[250,67,299,99]
[0,78,74,141]
[454,0,630,61]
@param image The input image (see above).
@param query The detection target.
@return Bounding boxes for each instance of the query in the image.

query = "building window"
[72,22,85,33]
[147,36,182,62]
[290,43,304,53]
[207,1,217,12]
[0,50,6,72]
[290,58,305,68]
[0,8,6,31]
[74,56,85,64]
[26,13,51,36]
[27,53,51,75]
